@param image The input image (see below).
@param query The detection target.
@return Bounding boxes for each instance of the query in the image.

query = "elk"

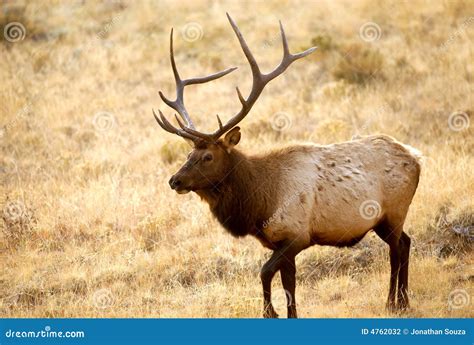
[153,14,421,318]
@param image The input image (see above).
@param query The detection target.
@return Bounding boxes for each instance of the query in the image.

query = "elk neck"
[196,149,279,238]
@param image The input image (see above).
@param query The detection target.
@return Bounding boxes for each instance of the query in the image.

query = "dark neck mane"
[196,150,275,238]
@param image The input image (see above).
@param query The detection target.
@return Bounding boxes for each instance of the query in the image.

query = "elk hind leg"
[397,231,411,310]
[280,254,298,318]
[374,220,402,312]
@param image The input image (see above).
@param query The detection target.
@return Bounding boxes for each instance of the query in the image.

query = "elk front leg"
[261,250,283,318]
[260,242,302,318]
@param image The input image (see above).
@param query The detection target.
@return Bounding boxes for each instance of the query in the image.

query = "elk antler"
[153,28,237,140]
[155,14,317,143]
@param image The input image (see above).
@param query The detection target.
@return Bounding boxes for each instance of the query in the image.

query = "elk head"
[154,13,316,194]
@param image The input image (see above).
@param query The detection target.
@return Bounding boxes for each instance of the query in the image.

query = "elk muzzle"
[168,174,190,194]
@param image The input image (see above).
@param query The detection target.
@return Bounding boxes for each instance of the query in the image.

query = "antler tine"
[216,114,223,130]
[157,28,237,138]
[183,67,238,86]
[226,13,261,79]
[152,109,198,141]
[174,113,213,139]
[263,21,317,83]
[203,13,317,141]
[158,28,196,128]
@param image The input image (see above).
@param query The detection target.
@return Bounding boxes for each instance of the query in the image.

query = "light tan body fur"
[256,134,421,250]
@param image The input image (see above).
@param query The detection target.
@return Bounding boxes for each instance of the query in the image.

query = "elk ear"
[222,127,241,152]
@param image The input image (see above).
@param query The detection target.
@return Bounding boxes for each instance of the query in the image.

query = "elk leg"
[261,250,283,318]
[387,244,401,311]
[397,232,411,310]
[261,242,303,318]
[280,254,298,318]
[374,221,402,312]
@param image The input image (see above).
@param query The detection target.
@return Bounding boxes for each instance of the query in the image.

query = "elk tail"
[402,144,423,163]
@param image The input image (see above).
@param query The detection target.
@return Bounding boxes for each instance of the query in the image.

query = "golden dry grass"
[0,0,473,318]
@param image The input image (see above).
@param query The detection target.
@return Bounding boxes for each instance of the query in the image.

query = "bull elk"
[153,14,421,318]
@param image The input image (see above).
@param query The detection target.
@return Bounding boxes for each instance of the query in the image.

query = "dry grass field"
[1,0,473,318]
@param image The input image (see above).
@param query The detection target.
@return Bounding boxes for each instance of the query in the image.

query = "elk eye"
[203,153,213,162]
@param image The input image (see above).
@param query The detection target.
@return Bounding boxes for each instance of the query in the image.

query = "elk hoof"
[397,301,410,311]
[263,305,279,318]
[385,301,397,313]
[397,295,410,311]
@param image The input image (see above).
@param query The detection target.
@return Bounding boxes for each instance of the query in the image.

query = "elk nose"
[168,176,182,189]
